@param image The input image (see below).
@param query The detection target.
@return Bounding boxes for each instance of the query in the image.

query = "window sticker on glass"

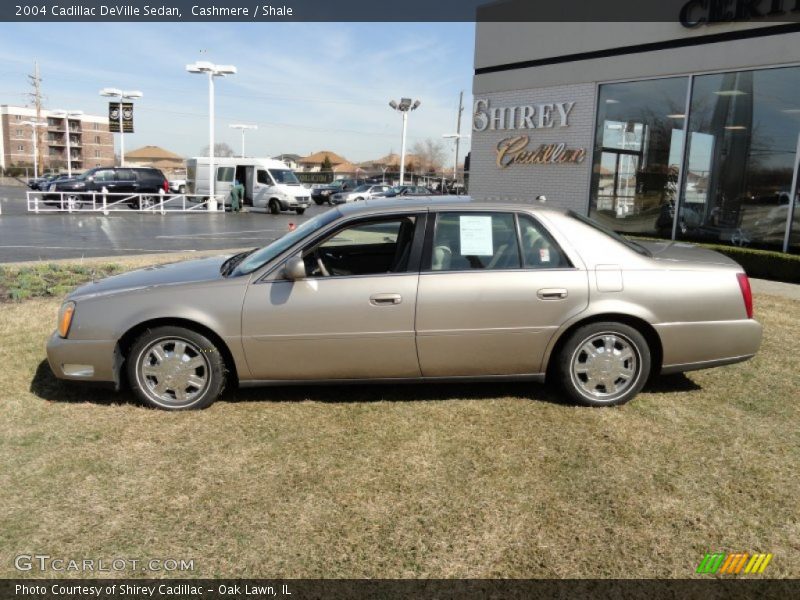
[459,215,494,256]
[540,248,550,263]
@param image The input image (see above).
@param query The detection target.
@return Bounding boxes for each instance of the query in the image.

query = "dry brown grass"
[0,261,798,579]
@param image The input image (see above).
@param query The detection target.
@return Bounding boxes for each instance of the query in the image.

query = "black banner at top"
[4,0,800,22]
[108,102,134,134]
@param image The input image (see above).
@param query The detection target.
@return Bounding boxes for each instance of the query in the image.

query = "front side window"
[93,169,114,182]
[268,169,299,184]
[115,169,134,181]
[303,216,417,277]
[256,169,271,185]
[431,212,521,271]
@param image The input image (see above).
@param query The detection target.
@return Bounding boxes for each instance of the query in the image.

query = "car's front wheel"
[128,326,226,410]
[269,199,281,215]
[555,322,650,407]
[295,207,306,215]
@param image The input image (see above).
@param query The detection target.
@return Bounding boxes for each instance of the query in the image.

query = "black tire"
[178,185,186,194]
[295,207,306,215]
[313,198,324,206]
[127,326,226,410]
[269,199,281,215]
[554,321,650,407]
[355,197,364,202]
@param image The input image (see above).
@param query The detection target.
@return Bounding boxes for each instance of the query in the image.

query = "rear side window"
[116,169,134,181]
[517,214,570,268]
[217,167,235,183]
[431,213,521,271]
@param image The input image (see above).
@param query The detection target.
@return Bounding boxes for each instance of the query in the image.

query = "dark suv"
[311,178,366,205]
[44,167,169,209]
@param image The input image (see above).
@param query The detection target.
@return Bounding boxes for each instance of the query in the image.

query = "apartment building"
[0,105,114,172]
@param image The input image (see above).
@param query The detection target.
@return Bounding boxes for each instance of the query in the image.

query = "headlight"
[58,301,76,338]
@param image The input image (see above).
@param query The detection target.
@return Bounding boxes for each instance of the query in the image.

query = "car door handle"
[537,288,568,300]
[370,293,402,306]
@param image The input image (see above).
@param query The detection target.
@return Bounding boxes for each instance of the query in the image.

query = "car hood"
[68,255,229,300]
[639,240,741,268]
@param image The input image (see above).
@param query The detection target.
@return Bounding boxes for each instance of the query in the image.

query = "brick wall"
[469,82,597,214]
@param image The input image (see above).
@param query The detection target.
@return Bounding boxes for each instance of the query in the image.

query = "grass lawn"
[0,256,798,579]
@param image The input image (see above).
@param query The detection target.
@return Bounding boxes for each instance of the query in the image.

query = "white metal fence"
[26,190,227,214]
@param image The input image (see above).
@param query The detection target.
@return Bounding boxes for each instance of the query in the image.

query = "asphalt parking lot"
[0,185,320,262]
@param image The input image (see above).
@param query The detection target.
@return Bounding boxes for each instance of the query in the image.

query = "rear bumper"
[46,331,118,383]
[656,319,762,374]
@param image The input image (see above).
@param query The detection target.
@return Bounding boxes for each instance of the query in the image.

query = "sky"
[0,22,475,165]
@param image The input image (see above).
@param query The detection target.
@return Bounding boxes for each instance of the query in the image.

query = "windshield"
[268,169,300,185]
[232,210,340,276]
[352,184,370,192]
[567,211,651,257]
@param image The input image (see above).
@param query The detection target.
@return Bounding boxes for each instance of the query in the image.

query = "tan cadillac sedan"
[47,198,762,410]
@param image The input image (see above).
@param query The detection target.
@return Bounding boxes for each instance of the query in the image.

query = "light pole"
[99,88,143,167]
[229,124,257,158]
[186,61,237,212]
[20,120,46,178]
[442,133,470,180]
[388,98,420,186]
[52,110,83,177]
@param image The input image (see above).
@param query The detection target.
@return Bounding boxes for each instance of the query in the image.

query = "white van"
[186,157,311,214]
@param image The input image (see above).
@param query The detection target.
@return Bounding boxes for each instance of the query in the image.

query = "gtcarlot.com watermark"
[14,554,194,573]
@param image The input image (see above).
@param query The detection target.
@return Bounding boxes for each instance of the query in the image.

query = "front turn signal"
[58,301,76,338]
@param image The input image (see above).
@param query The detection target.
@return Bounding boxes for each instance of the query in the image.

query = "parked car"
[330,184,391,204]
[311,179,366,205]
[169,179,187,194]
[373,185,434,198]
[29,173,69,191]
[46,197,762,410]
[44,167,169,209]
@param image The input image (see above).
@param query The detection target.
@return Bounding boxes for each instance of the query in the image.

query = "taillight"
[736,272,753,319]
[163,180,169,192]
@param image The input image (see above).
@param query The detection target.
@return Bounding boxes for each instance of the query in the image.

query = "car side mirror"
[283,256,306,280]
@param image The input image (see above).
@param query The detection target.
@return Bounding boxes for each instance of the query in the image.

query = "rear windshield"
[566,211,651,256]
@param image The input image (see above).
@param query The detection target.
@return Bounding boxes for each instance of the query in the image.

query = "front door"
[415,211,589,377]
[241,213,424,380]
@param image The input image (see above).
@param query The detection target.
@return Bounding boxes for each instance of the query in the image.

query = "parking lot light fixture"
[20,120,46,179]
[99,88,143,167]
[51,110,84,177]
[388,98,421,186]
[229,123,258,158]
[186,61,238,211]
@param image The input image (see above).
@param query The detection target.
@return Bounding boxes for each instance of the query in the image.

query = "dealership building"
[470,14,800,253]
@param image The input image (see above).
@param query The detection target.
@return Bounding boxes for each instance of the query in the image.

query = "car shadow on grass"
[30,359,702,408]
[30,359,135,406]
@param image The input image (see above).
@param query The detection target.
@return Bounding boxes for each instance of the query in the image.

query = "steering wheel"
[314,249,331,277]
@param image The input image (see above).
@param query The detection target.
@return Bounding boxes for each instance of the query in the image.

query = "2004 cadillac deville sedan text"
[47,198,762,410]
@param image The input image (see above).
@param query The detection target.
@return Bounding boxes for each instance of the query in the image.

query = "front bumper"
[46,331,118,383]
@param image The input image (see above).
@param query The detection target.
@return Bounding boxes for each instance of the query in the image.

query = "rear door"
[415,210,589,377]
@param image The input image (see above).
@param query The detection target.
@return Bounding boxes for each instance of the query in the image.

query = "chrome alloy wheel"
[570,332,640,402]
[135,337,210,407]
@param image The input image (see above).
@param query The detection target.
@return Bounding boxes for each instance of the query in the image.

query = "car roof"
[337,196,565,217]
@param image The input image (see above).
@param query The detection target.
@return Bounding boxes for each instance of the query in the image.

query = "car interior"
[303,216,417,277]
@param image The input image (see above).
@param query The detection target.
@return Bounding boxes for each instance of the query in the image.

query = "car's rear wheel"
[313,198,324,206]
[138,195,156,210]
[128,326,226,410]
[555,322,650,407]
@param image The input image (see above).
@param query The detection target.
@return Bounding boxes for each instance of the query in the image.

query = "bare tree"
[200,142,236,158]
[411,139,447,174]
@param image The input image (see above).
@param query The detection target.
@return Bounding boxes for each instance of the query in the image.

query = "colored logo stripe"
[697,553,772,574]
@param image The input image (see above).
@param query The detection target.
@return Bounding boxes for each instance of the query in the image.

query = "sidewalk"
[751,278,800,301]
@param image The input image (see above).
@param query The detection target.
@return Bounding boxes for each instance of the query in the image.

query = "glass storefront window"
[589,77,689,236]
[677,66,800,252]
